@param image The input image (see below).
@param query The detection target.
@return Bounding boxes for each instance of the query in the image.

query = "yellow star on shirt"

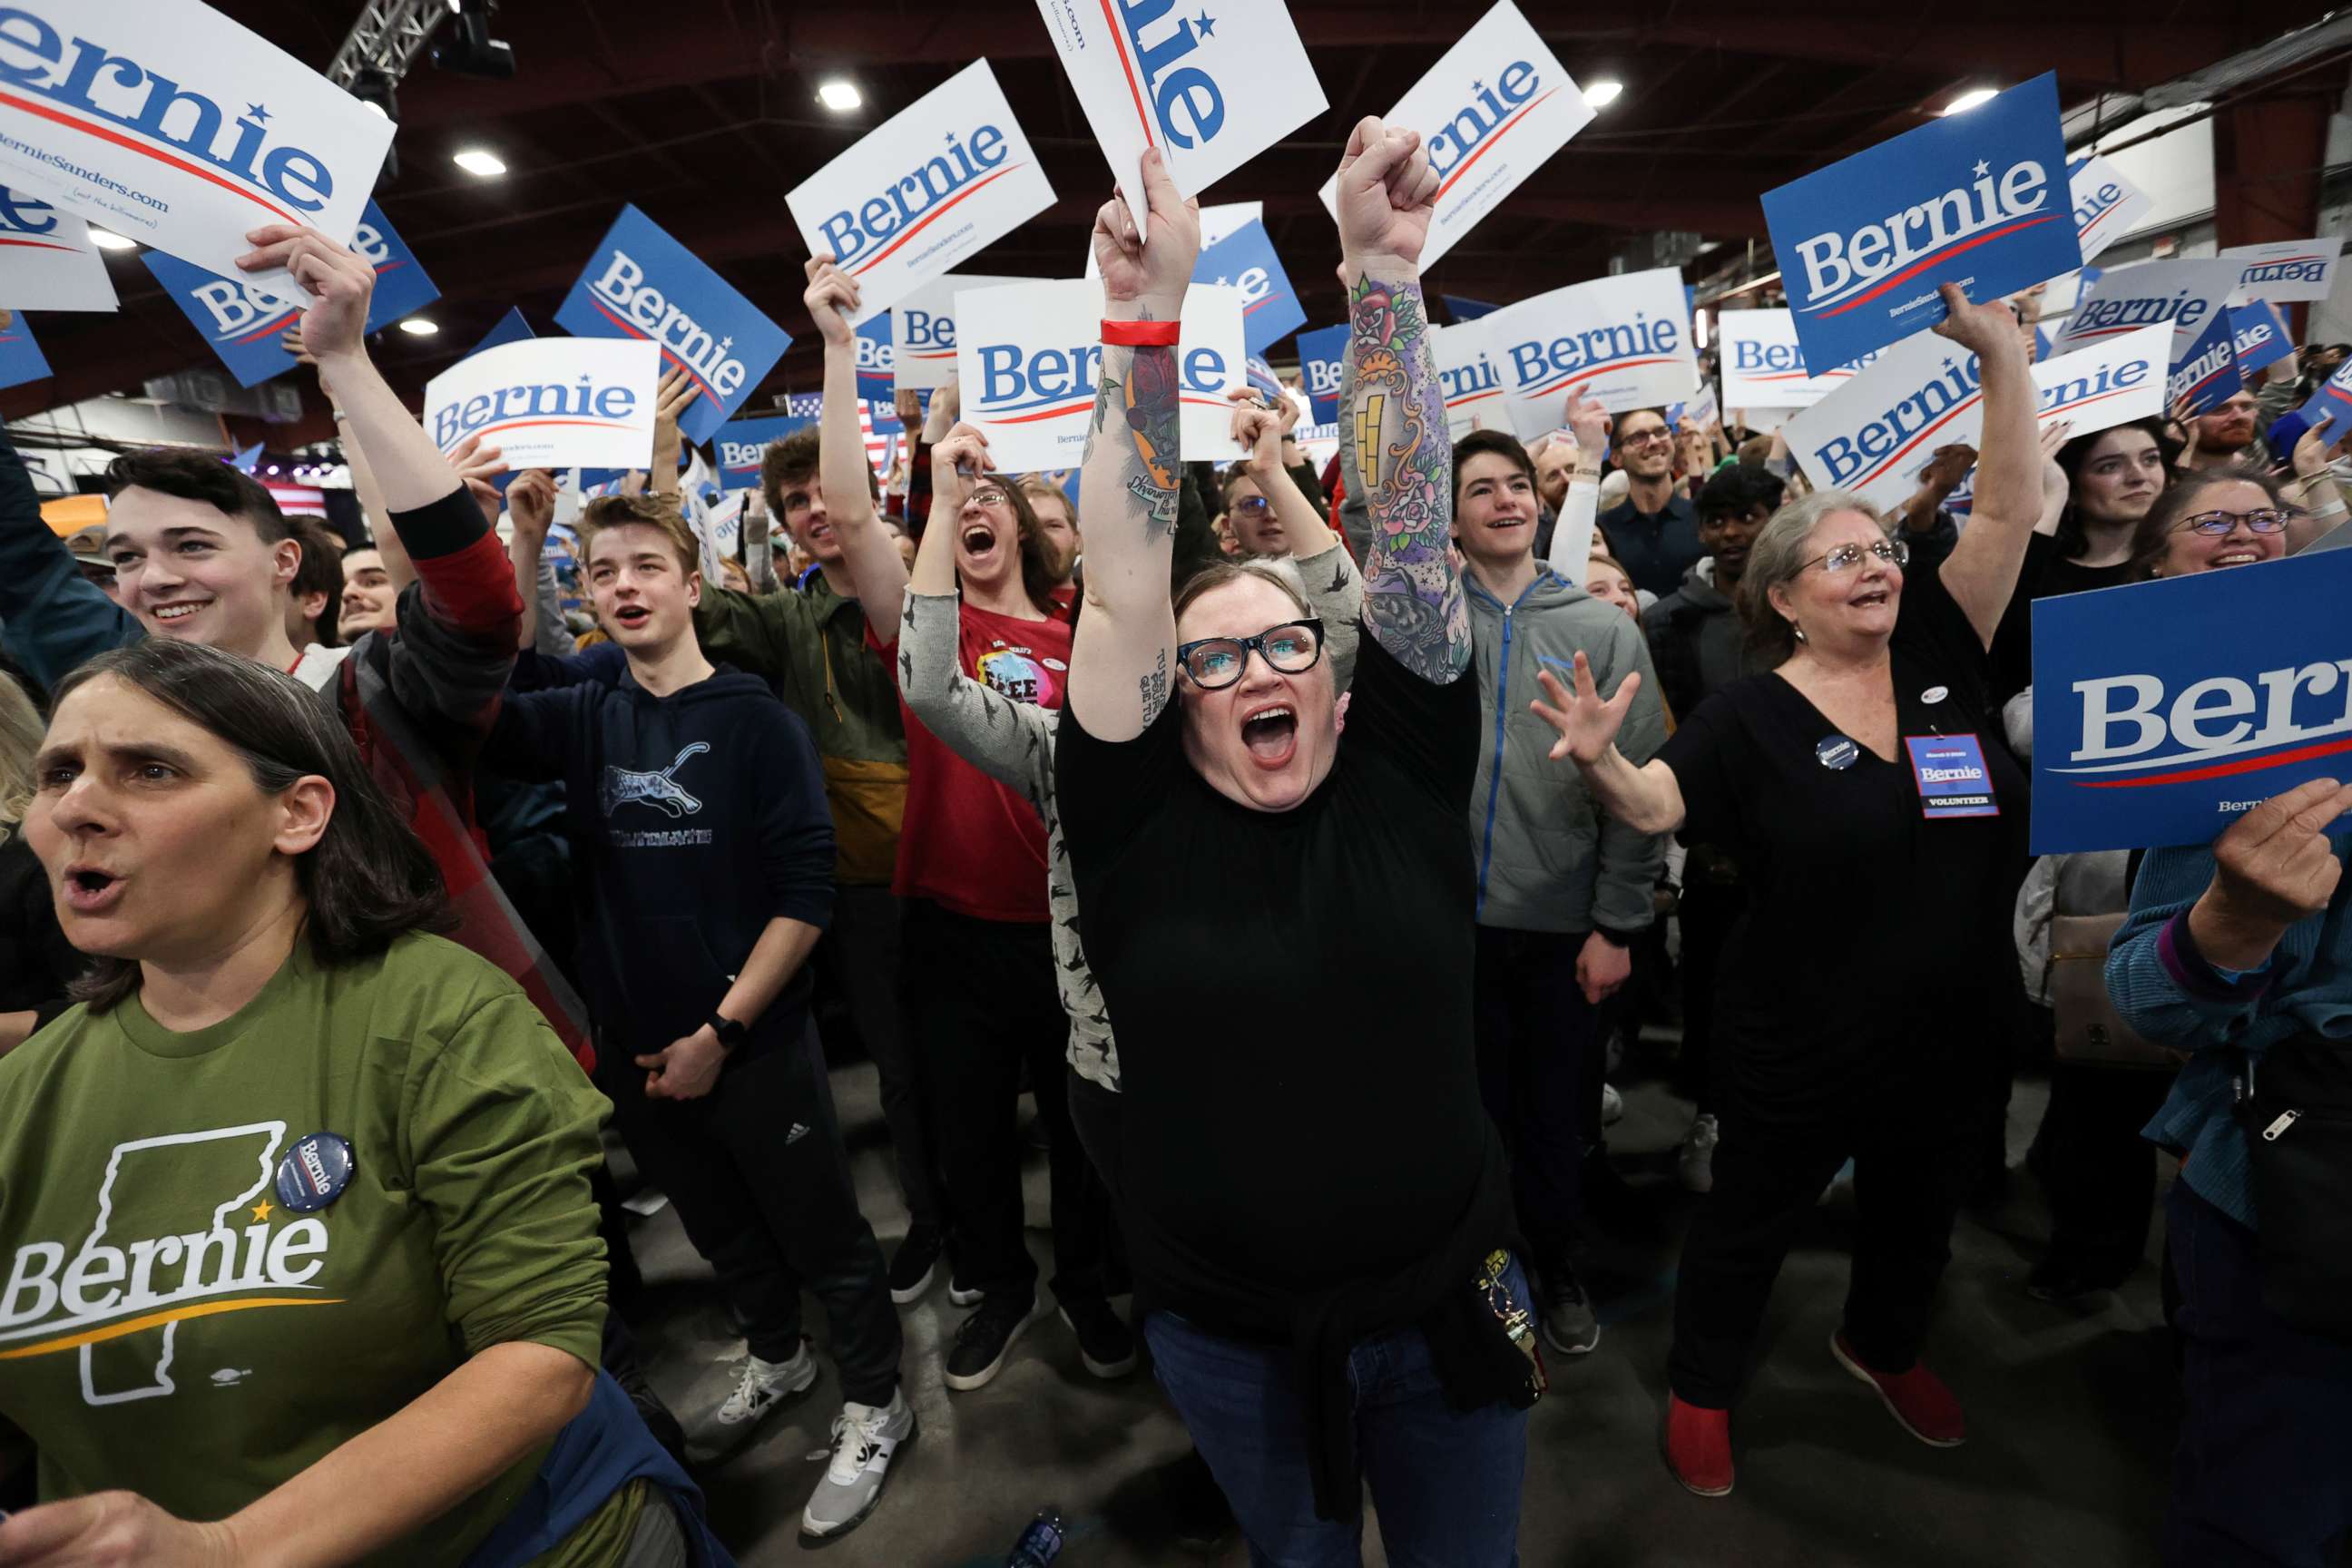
[250,1200,274,1222]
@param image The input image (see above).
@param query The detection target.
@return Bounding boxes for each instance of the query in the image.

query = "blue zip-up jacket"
[1463,569,1669,936]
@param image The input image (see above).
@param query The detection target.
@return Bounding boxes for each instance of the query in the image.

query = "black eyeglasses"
[2174,509,2291,536]
[1228,495,1272,516]
[1175,619,1326,690]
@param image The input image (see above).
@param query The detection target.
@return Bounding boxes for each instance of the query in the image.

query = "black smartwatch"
[708,1013,750,1051]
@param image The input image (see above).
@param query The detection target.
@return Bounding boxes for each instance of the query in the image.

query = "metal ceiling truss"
[326,0,447,90]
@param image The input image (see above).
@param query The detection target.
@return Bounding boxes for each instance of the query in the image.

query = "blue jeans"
[2163,1181,2352,1566]
[1143,1260,1530,1568]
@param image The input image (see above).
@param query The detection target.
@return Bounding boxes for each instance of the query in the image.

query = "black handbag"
[2235,1034,2352,1340]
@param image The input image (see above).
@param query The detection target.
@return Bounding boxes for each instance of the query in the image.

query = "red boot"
[1664,1393,1734,1496]
[1831,1330,1965,1446]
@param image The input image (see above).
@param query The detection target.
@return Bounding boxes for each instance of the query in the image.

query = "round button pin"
[1816,735,1860,771]
[1922,685,1950,704]
[275,1131,355,1214]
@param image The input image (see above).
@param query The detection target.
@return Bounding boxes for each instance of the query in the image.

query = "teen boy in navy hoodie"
[483,481,908,1545]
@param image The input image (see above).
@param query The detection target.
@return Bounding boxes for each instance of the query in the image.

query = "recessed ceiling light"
[87,228,135,251]
[397,318,439,336]
[818,79,862,113]
[1941,87,2000,116]
[452,148,507,178]
[1584,80,1624,109]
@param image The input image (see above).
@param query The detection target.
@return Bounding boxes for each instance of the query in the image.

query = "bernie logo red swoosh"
[588,297,720,407]
[846,164,1027,279]
[2078,733,2352,789]
[0,87,301,226]
[1434,88,1563,203]
[1808,215,2064,318]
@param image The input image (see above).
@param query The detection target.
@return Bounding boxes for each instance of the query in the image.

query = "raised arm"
[0,426,137,689]
[1334,118,1469,685]
[1543,388,1610,576]
[1229,390,1338,560]
[1065,146,1202,742]
[1532,652,1687,835]
[805,255,910,642]
[1925,282,2038,648]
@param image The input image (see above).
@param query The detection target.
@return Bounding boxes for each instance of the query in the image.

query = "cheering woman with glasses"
[1534,284,2042,1500]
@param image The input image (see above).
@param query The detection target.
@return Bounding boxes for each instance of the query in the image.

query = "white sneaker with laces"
[715,1344,818,1431]
[800,1387,916,1541]
[1679,1113,1720,1194]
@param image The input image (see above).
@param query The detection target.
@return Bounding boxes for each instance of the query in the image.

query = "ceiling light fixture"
[1584,80,1624,109]
[398,317,439,336]
[1941,87,2000,116]
[452,148,506,177]
[86,228,135,251]
[817,79,862,113]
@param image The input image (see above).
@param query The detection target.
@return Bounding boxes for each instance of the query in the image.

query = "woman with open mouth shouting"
[1051,130,1539,1565]
[1533,281,2044,1500]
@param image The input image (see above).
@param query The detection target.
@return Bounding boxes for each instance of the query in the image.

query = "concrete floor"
[619,1050,2179,1568]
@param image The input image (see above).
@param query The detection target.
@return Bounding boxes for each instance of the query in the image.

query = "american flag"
[262,480,328,519]
[773,393,900,480]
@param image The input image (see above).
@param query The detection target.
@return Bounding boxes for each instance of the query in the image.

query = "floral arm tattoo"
[1346,268,1470,684]
[1068,322,1183,733]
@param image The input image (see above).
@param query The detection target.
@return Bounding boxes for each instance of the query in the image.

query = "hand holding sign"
[1565,387,1609,462]
[508,470,559,547]
[1334,119,1439,277]
[1095,148,1200,322]
[1929,281,2026,369]
[2189,776,2352,969]
[804,254,862,349]
[446,434,509,527]
[2291,412,2347,483]
[1531,652,1642,767]
[236,224,374,366]
[930,422,996,518]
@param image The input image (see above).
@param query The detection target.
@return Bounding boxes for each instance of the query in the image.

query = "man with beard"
[1597,407,1707,597]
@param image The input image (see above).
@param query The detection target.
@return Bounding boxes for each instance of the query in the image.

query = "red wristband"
[1102,318,1181,348]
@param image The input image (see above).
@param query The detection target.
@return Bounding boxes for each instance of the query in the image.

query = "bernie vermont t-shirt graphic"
[0,1121,340,1406]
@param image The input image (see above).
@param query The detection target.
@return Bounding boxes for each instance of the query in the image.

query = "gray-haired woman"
[1532,285,2042,1499]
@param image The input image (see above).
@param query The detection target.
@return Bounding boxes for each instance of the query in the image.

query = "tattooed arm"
[1065,147,1203,744]
[1332,117,1469,685]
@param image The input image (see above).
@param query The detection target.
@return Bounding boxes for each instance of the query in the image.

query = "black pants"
[1473,926,1595,1272]
[1668,1082,1971,1407]
[1674,879,1745,1112]
[818,882,945,1232]
[2031,1059,2171,1278]
[903,899,1112,1309]
[603,1022,902,1406]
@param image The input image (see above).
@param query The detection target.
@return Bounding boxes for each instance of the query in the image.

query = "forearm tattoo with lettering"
[1092,328,1181,537]
[1138,645,1170,726]
[1346,270,1469,682]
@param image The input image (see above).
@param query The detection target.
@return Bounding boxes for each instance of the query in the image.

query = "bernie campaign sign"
[2053,258,2239,416]
[142,201,439,388]
[712,407,818,485]
[0,312,48,389]
[1321,2,1593,270]
[2230,302,2294,381]
[1763,74,2077,372]
[1485,268,1698,438]
[891,273,1033,393]
[2222,238,2344,306]
[2068,156,2151,267]
[856,315,893,402]
[0,185,116,310]
[0,0,393,301]
[1716,309,1876,410]
[958,279,1246,473]
[1194,219,1306,358]
[1783,324,2170,514]
[425,338,660,472]
[1429,320,1505,439]
[554,204,791,446]
[2030,546,2352,854]
[785,61,1054,326]
[1294,322,1349,424]
[2296,356,2352,436]
[1036,0,1324,223]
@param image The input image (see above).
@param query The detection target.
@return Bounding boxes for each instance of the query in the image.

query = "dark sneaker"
[888,1223,945,1305]
[947,1270,984,1308]
[943,1292,1040,1391]
[1059,1298,1138,1378]
[1539,1264,1600,1356]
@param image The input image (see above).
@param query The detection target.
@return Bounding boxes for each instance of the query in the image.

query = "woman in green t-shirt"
[0,640,715,1566]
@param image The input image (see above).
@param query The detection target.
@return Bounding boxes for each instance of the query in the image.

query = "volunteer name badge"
[0,185,117,310]
[1905,734,1999,818]
[1319,1,1594,270]
[0,0,394,300]
[785,60,1054,326]
[1037,0,1326,222]
[275,1131,355,1213]
[1763,74,2078,372]
[554,203,791,445]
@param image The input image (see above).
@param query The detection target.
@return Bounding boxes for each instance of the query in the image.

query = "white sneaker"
[714,1343,818,1432]
[799,1387,916,1542]
[1678,1114,1719,1194]
[1601,1083,1625,1125]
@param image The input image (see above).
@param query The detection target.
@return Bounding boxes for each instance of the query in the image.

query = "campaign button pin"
[1816,735,1860,770]
[1922,685,1950,704]
[276,1132,355,1214]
